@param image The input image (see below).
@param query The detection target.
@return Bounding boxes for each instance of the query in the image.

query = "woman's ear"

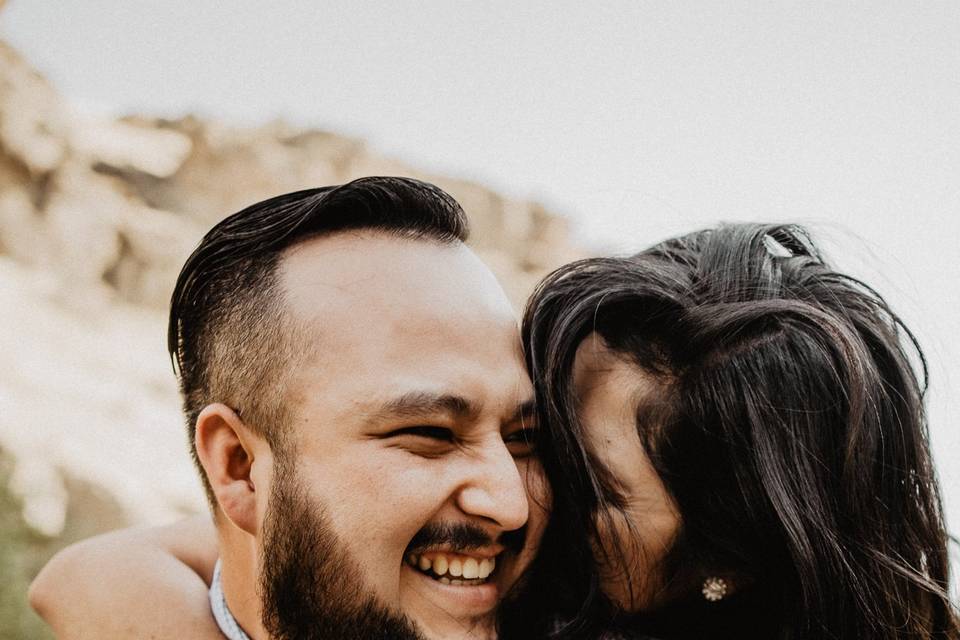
[194,403,262,535]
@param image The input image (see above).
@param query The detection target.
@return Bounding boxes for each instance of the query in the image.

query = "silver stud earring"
[701,576,729,602]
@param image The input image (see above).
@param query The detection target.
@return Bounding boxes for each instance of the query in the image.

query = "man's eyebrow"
[368,391,479,422]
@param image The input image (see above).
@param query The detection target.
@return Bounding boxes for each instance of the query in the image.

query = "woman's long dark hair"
[503,223,958,639]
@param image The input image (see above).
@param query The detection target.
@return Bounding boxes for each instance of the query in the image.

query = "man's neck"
[219,526,269,640]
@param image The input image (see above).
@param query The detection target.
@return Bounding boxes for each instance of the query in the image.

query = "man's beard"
[259,469,426,640]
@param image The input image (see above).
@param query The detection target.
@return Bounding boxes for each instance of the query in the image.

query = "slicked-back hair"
[513,223,958,639]
[168,177,468,505]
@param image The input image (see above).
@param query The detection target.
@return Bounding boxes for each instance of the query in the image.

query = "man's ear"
[195,403,263,536]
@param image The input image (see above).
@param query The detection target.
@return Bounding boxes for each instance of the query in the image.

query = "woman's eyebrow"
[507,399,536,425]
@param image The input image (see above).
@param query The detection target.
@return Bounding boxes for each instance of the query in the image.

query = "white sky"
[3,1,959,536]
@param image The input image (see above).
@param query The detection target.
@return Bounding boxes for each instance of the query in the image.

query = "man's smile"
[405,550,498,585]
[400,552,503,615]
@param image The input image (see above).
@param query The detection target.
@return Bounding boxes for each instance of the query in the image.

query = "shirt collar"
[209,559,251,640]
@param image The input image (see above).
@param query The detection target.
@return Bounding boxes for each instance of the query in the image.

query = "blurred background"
[1,1,958,636]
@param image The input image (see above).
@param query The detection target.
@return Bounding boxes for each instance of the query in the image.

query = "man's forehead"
[275,231,532,421]
[279,231,512,316]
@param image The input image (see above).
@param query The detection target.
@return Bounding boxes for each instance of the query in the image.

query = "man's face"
[259,232,547,639]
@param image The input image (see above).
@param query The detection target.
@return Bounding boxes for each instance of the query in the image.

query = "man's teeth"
[406,552,496,582]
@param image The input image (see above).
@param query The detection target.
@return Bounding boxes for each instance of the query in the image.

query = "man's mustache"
[407,522,526,555]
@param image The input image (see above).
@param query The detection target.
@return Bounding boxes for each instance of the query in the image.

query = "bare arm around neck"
[29,515,224,639]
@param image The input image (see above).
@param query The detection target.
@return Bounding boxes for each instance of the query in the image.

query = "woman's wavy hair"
[510,223,958,639]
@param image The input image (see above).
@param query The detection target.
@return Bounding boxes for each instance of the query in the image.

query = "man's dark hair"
[513,223,958,639]
[168,176,468,504]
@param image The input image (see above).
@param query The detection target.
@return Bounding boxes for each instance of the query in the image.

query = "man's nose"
[455,435,530,532]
